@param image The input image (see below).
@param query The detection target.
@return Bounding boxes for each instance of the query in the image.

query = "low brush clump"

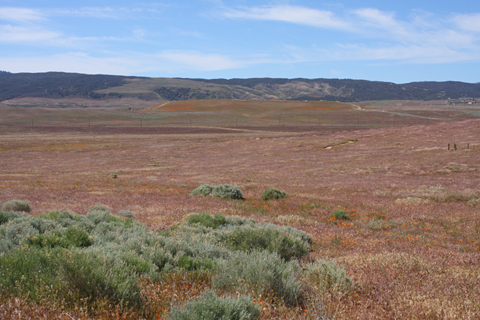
[192,184,244,200]
[262,188,287,200]
[329,210,351,221]
[191,184,214,196]
[0,202,347,319]
[2,200,31,213]
[303,258,352,293]
[168,290,260,320]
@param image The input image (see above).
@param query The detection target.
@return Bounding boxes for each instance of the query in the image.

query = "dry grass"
[1,104,480,319]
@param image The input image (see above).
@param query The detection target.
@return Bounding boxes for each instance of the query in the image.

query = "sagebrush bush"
[168,290,260,320]
[213,250,303,305]
[0,247,65,300]
[222,226,310,261]
[0,210,21,225]
[329,210,350,220]
[0,206,316,314]
[118,210,134,219]
[303,258,352,293]
[213,184,244,200]
[187,212,226,229]
[2,200,31,213]
[262,188,287,200]
[191,184,214,196]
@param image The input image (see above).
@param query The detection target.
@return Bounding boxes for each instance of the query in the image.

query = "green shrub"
[118,210,134,219]
[178,256,215,271]
[28,231,69,248]
[223,227,309,261]
[187,212,226,229]
[329,210,350,221]
[64,226,93,247]
[28,227,92,249]
[38,211,61,221]
[0,210,21,225]
[214,251,302,305]
[191,184,214,196]
[0,247,64,300]
[57,249,142,306]
[303,259,352,293]
[87,204,122,225]
[2,200,31,213]
[179,184,187,188]
[168,290,260,320]
[213,184,244,200]
[262,188,287,200]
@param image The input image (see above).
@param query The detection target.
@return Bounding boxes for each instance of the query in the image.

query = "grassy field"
[1,100,480,319]
[1,99,479,129]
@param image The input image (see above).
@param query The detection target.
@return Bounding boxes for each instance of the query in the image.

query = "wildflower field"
[0,102,479,319]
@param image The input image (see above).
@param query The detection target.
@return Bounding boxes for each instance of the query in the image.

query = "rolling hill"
[0,72,479,108]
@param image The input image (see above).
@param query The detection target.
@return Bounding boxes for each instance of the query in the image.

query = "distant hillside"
[0,72,479,105]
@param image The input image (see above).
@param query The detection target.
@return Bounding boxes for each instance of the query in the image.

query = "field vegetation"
[0,100,480,319]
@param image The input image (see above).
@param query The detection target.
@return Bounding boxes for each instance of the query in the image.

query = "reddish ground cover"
[1,114,479,319]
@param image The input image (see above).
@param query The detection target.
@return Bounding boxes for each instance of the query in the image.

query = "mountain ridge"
[1,72,479,105]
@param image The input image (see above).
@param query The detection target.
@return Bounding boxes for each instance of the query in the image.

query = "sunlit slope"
[146,99,353,115]
[142,100,357,126]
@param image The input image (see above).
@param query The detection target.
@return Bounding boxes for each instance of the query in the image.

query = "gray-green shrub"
[191,184,214,196]
[213,184,244,200]
[213,250,302,305]
[58,249,142,306]
[222,226,309,261]
[168,290,260,320]
[118,210,134,219]
[262,188,287,200]
[187,212,226,229]
[2,200,31,212]
[303,259,352,293]
[0,207,315,310]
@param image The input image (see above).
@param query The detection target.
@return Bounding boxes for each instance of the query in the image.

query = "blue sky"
[1,0,480,83]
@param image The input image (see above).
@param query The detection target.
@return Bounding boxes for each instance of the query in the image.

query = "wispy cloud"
[222,5,351,30]
[0,25,60,42]
[0,50,247,75]
[0,52,138,75]
[452,13,480,33]
[52,6,162,19]
[0,7,44,23]
[220,4,480,64]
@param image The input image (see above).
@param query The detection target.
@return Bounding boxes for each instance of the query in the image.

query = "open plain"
[1,100,480,319]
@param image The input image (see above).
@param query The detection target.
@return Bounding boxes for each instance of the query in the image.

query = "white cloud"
[452,13,480,33]
[52,5,163,19]
[0,51,247,75]
[0,52,140,75]
[0,24,60,42]
[0,7,44,23]
[221,4,480,64]
[284,42,479,65]
[222,5,351,30]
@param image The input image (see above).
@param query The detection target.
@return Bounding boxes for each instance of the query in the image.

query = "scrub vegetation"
[0,206,333,319]
[1,103,479,319]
